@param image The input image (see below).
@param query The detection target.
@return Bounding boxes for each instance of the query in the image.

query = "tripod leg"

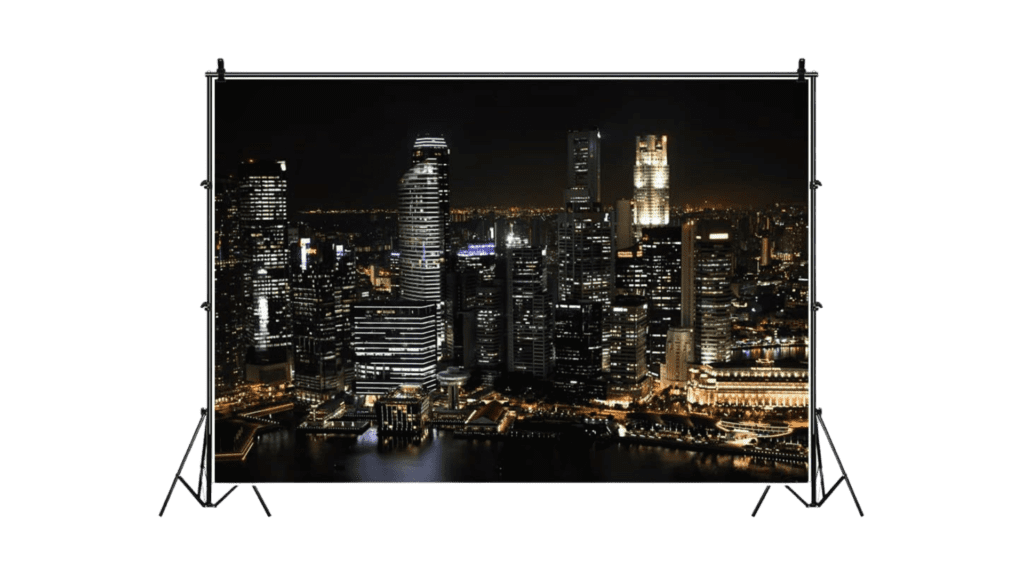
[159,411,207,516]
[197,430,208,504]
[213,485,238,507]
[253,486,271,517]
[817,413,864,516]
[815,430,826,502]
[752,486,770,517]
[785,485,810,507]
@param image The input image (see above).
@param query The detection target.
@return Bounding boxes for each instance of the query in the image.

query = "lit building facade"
[352,301,438,397]
[214,175,247,389]
[507,247,553,378]
[398,161,444,302]
[565,129,601,208]
[640,226,682,376]
[556,208,614,306]
[686,360,808,408]
[376,385,431,435]
[292,261,341,403]
[607,296,650,401]
[694,221,734,365]
[239,160,292,377]
[662,325,694,387]
[475,282,505,383]
[553,301,604,391]
[633,135,670,230]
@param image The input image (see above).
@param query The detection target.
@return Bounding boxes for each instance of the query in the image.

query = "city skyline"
[214,77,811,483]
[215,79,807,212]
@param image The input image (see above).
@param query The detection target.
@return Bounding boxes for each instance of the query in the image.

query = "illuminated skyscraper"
[352,301,438,397]
[663,325,694,386]
[607,296,649,401]
[640,226,682,376]
[633,135,670,231]
[475,282,505,383]
[410,136,451,258]
[401,136,451,359]
[556,209,614,306]
[565,129,601,208]
[507,247,553,378]
[553,300,603,391]
[214,175,246,389]
[398,161,444,302]
[292,261,340,403]
[239,160,292,379]
[695,221,733,365]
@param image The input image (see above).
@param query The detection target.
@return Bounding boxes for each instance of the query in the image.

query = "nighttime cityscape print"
[213,78,810,482]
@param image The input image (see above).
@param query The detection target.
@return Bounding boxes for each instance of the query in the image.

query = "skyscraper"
[694,220,733,365]
[410,136,451,259]
[553,300,603,391]
[615,198,634,250]
[214,175,247,390]
[239,160,292,381]
[640,226,682,376]
[292,261,341,403]
[475,282,505,383]
[400,136,451,359]
[565,129,601,208]
[352,301,438,397]
[607,296,650,401]
[398,161,444,302]
[507,247,553,378]
[633,135,670,231]
[556,209,614,305]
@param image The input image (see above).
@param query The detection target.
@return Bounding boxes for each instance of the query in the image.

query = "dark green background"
[6,1,1007,569]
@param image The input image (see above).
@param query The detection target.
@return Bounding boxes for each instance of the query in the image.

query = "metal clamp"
[217,58,225,82]
[797,58,806,82]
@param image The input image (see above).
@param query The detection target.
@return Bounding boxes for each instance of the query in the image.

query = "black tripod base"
[159,408,271,517]
[752,409,863,517]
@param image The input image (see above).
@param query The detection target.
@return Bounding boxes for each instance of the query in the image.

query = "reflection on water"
[216,428,807,483]
[732,345,808,362]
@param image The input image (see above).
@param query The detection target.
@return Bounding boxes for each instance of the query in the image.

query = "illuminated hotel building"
[507,247,553,378]
[239,160,292,379]
[695,221,734,365]
[633,135,670,231]
[607,296,650,401]
[686,360,808,408]
[352,301,438,397]
[565,129,601,208]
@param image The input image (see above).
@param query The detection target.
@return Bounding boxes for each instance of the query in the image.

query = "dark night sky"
[215,78,807,212]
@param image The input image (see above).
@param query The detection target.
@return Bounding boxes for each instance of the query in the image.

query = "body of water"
[216,427,807,483]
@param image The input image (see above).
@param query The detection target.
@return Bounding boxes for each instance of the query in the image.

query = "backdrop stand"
[751,408,863,516]
[153,403,270,516]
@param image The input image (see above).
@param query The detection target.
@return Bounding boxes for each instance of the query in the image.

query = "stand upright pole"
[751,61,862,517]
